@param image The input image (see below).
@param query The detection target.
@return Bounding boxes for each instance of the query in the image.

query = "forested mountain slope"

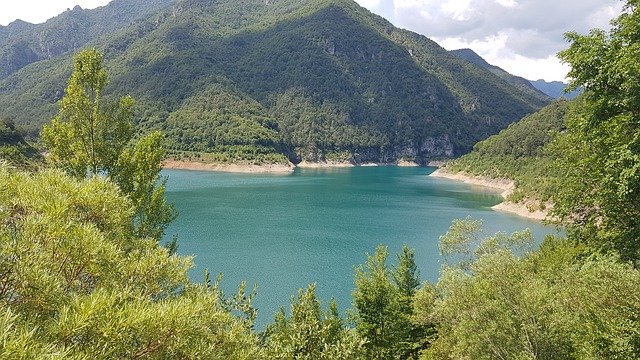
[0,117,41,168]
[0,0,173,80]
[0,0,551,163]
[450,48,551,103]
[444,100,570,203]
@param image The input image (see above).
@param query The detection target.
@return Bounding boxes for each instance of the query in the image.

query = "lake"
[163,166,559,327]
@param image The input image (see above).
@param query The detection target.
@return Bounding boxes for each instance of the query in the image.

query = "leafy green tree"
[42,49,175,240]
[554,0,640,261]
[421,218,640,360]
[0,165,259,359]
[392,245,432,358]
[393,245,421,298]
[42,49,133,177]
[113,131,175,239]
[352,245,428,359]
[263,284,365,360]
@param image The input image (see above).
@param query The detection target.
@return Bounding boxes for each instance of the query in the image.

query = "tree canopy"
[553,0,640,261]
[42,48,175,241]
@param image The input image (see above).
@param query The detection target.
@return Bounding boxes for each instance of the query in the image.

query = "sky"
[0,0,623,82]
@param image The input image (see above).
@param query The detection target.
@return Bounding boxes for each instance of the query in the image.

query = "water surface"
[164,166,558,327]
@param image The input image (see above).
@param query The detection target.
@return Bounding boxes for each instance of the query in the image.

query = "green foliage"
[0,165,259,358]
[446,100,569,203]
[42,49,175,240]
[269,89,385,162]
[439,217,534,270]
[552,0,640,261]
[262,284,365,359]
[422,218,640,360]
[351,245,431,359]
[393,245,421,298]
[42,49,134,177]
[114,131,176,239]
[161,84,287,163]
[0,117,41,169]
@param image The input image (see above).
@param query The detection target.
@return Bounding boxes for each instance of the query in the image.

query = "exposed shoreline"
[163,159,426,172]
[296,160,354,168]
[164,160,548,220]
[429,168,548,221]
[162,160,295,173]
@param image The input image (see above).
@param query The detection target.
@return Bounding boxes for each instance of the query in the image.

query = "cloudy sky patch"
[358,0,623,81]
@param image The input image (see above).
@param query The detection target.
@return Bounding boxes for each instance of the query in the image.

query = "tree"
[262,284,365,360]
[392,245,431,358]
[42,49,175,240]
[393,244,421,298]
[422,218,640,360]
[554,0,640,261]
[42,49,133,177]
[0,165,259,359]
[351,245,428,359]
[113,131,175,239]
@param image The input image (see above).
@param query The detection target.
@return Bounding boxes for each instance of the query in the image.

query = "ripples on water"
[163,166,559,327]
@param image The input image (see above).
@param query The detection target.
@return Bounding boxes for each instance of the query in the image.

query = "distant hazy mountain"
[0,0,173,80]
[450,48,551,103]
[529,79,581,99]
[0,0,551,163]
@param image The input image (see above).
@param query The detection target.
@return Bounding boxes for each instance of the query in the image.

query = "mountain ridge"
[0,0,551,163]
[0,0,174,80]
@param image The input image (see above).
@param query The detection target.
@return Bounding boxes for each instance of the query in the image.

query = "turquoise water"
[163,166,559,327]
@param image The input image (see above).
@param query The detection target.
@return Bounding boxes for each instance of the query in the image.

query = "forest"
[1,0,640,359]
[0,0,549,164]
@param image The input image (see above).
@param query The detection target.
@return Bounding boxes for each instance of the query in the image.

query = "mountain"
[450,48,551,104]
[529,79,581,99]
[445,99,570,202]
[0,0,174,80]
[450,49,580,100]
[450,48,551,102]
[0,0,551,164]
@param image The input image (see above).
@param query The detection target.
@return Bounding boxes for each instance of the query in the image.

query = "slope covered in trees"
[445,100,569,203]
[0,0,173,80]
[0,117,41,168]
[450,48,551,103]
[0,0,550,163]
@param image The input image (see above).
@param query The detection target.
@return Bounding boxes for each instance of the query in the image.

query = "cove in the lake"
[163,166,559,327]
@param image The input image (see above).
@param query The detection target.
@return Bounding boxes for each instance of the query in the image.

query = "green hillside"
[0,0,173,80]
[0,0,551,163]
[450,48,551,103]
[445,100,570,203]
[0,117,41,169]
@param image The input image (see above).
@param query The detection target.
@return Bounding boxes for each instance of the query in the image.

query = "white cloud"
[385,0,623,81]
[495,0,518,8]
[0,0,111,26]
[440,0,474,21]
[436,35,570,81]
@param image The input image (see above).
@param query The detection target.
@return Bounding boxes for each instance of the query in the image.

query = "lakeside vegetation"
[2,0,640,359]
[445,99,569,206]
[0,117,41,169]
